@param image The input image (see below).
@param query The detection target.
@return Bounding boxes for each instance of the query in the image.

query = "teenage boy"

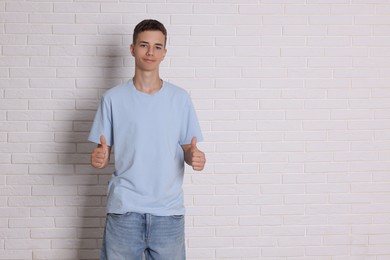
[88,19,206,260]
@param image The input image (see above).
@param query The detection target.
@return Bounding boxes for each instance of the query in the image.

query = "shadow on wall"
[57,36,133,259]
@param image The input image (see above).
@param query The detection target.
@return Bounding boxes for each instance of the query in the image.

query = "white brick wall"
[1,1,390,259]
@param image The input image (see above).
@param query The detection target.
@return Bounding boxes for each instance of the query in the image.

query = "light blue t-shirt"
[88,80,203,216]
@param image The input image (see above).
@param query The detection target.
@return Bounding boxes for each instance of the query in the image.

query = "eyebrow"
[139,41,164,47]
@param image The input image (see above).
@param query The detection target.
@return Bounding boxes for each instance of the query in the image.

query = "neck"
[133,71,162,94]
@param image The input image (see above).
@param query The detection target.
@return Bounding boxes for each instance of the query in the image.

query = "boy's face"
[130,30,167,72]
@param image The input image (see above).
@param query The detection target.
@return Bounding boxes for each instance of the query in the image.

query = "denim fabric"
[101,212,186,260]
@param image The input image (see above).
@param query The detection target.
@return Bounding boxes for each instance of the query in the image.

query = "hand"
[91,135,110,169]
[190,137,206,171]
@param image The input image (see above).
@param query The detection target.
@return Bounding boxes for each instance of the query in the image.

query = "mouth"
[143,59,155,63]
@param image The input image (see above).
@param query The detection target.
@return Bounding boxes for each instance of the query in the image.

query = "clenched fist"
[91,135,110,169]
[188,137,206,171]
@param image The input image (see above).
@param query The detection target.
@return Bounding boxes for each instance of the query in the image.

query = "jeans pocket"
[171,215,184,219]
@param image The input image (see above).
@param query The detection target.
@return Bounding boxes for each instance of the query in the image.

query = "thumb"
[191,136,197,149]
[100,135,107,149]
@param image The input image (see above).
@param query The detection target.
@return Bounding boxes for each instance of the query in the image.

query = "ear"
[130,44,135,57]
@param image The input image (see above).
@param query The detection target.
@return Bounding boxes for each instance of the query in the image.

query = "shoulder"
[101,81,130,101]
[164,81,191,101]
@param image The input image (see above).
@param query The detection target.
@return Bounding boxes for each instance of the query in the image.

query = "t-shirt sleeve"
[180,95,203,145]
[88,96,114,146]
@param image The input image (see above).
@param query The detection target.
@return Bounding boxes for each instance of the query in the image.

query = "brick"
[216,247,260,258]
[28,121,73,132]
[0,57,28,67]
[257,120,302,131]
[284,215,327,226]
[261,184,304,194]
[76,14,122,24]
[243,68,287,78]
[2,165,28,175]
[53,24,98,34]
[30,57,76,67]
[305,78,350,88]
[0,99,28,110]
[29,99,75,110]
[50,46,97,56]
[0,250,32,259]
[0,186,30,196]
[5,88,51,99]
[6,2,52,12]
[30,207,77,217]
[264,59,306,70]
[216,184,259,195]
[8,196,54,207]
[31,228,77,239]
[54,176,98,186]
[33,249,78,259]
[306,205,351,215]
[308,36,351,46]
[0,228,29,239]
[278,236,322,247]
[191,25,235,36]
[325,47,369,57]
[188,237,232,248]
[150,3,193,14]
[5,24,52,34]
[54,3,100,13]
[283,25,328,36]
[100,3,145,13]
[215,163,258,174]
[239,194,283,206]
[29,164,74,174]
[29,13,75,24]
[5,239,50,250]
[310,15,353,25]
[237,174,280,185]
[243,152,288,163]
[0,35,27,45]
[57,67,104,78]
[0,144,28,153]
[7,111,53,121]
[331,4,375,15]
[10,68,55,78]
[0,79,29,88]
[308,57,352,67]
[28,35,74,45]
[0,121,27,132]
[30,79,76,89]
[281,47,324,57]
[55,217,101,228]
[289,68,332,78]
[305,162,350,173]
[9,218,54,228]
[261,247,305,257]
[330,26,372,36]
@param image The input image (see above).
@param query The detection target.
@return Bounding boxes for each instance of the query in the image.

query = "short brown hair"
[133,19,167,46]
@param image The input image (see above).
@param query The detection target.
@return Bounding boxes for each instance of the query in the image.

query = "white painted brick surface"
[1,1,390,259]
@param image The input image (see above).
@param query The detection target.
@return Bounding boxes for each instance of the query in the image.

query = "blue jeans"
[100,212,186,260]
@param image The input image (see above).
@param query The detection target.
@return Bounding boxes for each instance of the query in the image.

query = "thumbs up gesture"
[91,135,110,169]
[188,137,206,171]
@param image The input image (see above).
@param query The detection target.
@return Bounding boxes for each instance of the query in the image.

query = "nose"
[146,46,153,56]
